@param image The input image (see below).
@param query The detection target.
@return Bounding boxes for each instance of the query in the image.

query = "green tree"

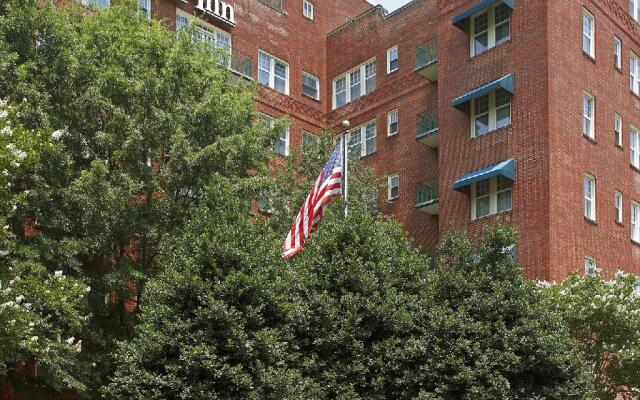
[546,271,640,399]
[0,0,275,394]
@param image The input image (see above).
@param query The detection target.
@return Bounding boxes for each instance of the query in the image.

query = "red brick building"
[74,0,640,281]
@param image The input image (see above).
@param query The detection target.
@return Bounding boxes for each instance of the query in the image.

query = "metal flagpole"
[341,120,350,218]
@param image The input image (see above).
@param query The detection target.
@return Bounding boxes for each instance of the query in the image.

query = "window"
[333,59,376,109]
[631,53,640,95]
[631,127,640,169]
[138,0,150,18]
[78,0,109,8]
[348,121,376,158]
[387,110,398,136]
[584,174,596,221]
[303,0,314,20]
[261,114,289,156]
[471,176,513,219]
[302,72,319,100]
[584,257,597,276]
[615,114,622,146]
[615,192,623,223]
[583,10,595,58]
[632,0,640,22]
[258,51,289,95]
[632,202,640,243]
[388,175,399,200]
[470,88,511,137]
[258,194,273,213]
[583,92,595,139]
[387,46,398,73]
[176,11,232,64]
[469,3,511,56]
[302,131,319,148]
[615,36,622,69]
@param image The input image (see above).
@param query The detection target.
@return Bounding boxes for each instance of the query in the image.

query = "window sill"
[360,151,377,159]
[584,216,598,226]
[615,66,623,74]
[632,164,640,174]
[583,134,596,144]
[632,239,640,248]
[615,143,624,150]
[616,220,625,227]
[470,39,511,59]
[388,132,399,137]
[471,124,512,139]
[387,68,399,75]
[388,196,399,202]
[472,209,511,222]
[582,51,596,64]
[302,94,321,103]
[630,89,640,99]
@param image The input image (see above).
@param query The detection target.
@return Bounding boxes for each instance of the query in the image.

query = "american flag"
[282,140,343,259]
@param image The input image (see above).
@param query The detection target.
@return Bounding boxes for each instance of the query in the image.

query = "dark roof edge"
[327,0,423,37]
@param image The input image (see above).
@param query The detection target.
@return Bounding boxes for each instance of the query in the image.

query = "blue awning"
[452,159,515,191]
[452,0,514,30]
[451,74,514,110]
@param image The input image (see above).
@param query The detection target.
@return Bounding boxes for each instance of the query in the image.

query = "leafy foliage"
[0,101,88,391]
[545,271,640,399]
[0,0,275,394]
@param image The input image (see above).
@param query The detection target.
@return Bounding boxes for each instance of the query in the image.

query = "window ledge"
[471,39,511,60]
[630,89,640,99]
[615,143,624,150]
[632,239,640,248]
[584,216,598,226]
[631,164,640,174]
[616,220,625,227]
[302,94,321,103]
[472,209,512,222]
[615,66,624,74]
[387,68,399,75]
[471,124,512,139]
[583,134,597,144]
[388,132,399,137]
[582,51,596,64]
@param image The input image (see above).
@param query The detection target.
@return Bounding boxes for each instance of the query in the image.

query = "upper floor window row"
[332,59,376,109]
[470,3,511,57]
[176,11,231,51]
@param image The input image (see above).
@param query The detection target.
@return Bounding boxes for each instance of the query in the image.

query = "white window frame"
[332,58,376,109]
[347,120,376,158]
[631,127,640,169]
[615,36,622,69]
[583,91,595,140]
[261,113,290,156]
[631,53,640,95]
[632,201,640,243]
[302,71,320,100]
[302,131,319,148]
[470,176,513,220]
[387,109,398,136]
[258,50,290,95]
[615,114,622,147]
[303,0,314,20]
[583,10,595,58]
[584,174,596,221]
[469,3,511,57]
[79,0,110,8]
[388,175,400,200]
[387,46,398,74]
[584,256,597,276]
[470,89,512,137]
[615,191,623,224]
[631,0,640,22]
[138,0,151,19]
[176,10,232,54]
